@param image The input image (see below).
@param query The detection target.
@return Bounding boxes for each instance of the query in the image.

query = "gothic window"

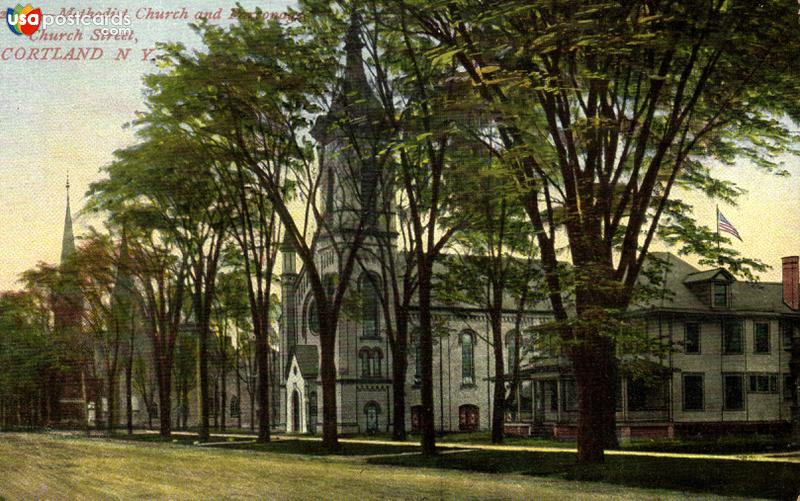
[308,392,318,434]
[461,331,475,386]
[359,348,371,377]
[307,298,319,335]
[229,395,241,418]
[371,348,383,377]
[360,273,380,338]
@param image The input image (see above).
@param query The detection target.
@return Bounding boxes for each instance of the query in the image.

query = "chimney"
[783,256,800,310]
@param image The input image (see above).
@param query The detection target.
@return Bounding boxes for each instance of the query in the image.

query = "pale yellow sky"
[0,1,797,290]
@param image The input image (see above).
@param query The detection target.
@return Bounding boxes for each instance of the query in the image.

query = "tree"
[400,0,800,462]
[73,230,122,434]
[134,9,393,450]
[0,290,57,428]
[437,153,540,443]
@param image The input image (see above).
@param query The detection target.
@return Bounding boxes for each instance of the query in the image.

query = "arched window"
[461,331,475,385]
[364,402,380,434]
[307,298,319,335]
[360,273,380,338]
[371,348,383,377]
[359,348,371,377]
[229,395,241,419]
[506,330,518,374]
[308,392,318,434]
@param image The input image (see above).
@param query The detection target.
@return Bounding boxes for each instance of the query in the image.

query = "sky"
[0,1,797,290]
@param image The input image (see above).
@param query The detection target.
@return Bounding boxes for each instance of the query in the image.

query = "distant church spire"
[61,175,76,264]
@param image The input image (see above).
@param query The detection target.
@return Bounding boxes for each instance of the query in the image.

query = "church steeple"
[311,11,383,142]
[60,176,76,264]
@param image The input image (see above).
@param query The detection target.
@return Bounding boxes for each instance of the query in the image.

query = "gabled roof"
[683,268,734,284]
[288,345,319,379]
[639,252,800,315]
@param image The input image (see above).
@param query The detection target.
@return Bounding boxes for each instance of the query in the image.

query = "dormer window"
[713,283,728,308]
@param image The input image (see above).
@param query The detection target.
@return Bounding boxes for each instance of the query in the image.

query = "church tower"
[51,177,95,425]
[311,12,394,242]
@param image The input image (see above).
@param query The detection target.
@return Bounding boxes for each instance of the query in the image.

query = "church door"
[459,404,479,432]
[291,390,300,433]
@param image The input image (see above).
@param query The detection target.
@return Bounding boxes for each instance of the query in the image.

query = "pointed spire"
[60,175,76,264]
[311,9,382,141]
[343,11,370,95]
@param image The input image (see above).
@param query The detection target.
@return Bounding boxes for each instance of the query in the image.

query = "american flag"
[717,209,742,241]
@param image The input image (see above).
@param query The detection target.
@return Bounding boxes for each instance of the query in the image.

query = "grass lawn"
[368,449,800,500]
[344,430,798,455]
[0,433,745,501]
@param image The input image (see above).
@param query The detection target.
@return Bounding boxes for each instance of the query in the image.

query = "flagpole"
[716,205,721,264]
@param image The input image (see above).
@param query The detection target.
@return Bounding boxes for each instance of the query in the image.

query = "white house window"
[684,322,701,354]
[683,374,704,411]
[461,331,475,386]
[723,320,743,354]
[713,283,728,308]
[748,373,778,393]
[783,323,794,350]
[754,322,770,354]
[723,373,744,411]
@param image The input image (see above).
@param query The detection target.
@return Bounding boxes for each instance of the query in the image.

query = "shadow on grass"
[213,439,420,457]
[367,450,800,500]
[112,433,419,457]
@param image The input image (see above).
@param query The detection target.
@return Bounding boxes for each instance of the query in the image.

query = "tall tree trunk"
[320,320,339,450]
[221,362,227,431]
[236,344,242,430]
[571,333,617,463]
[490,312,505,444]
[106,373,116,435]
[156,352,172,438]
[197,280,211,441]
[417,264,436,456]
[255,317,271,443]
[391,316,408,441]
[126,335,134,435]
